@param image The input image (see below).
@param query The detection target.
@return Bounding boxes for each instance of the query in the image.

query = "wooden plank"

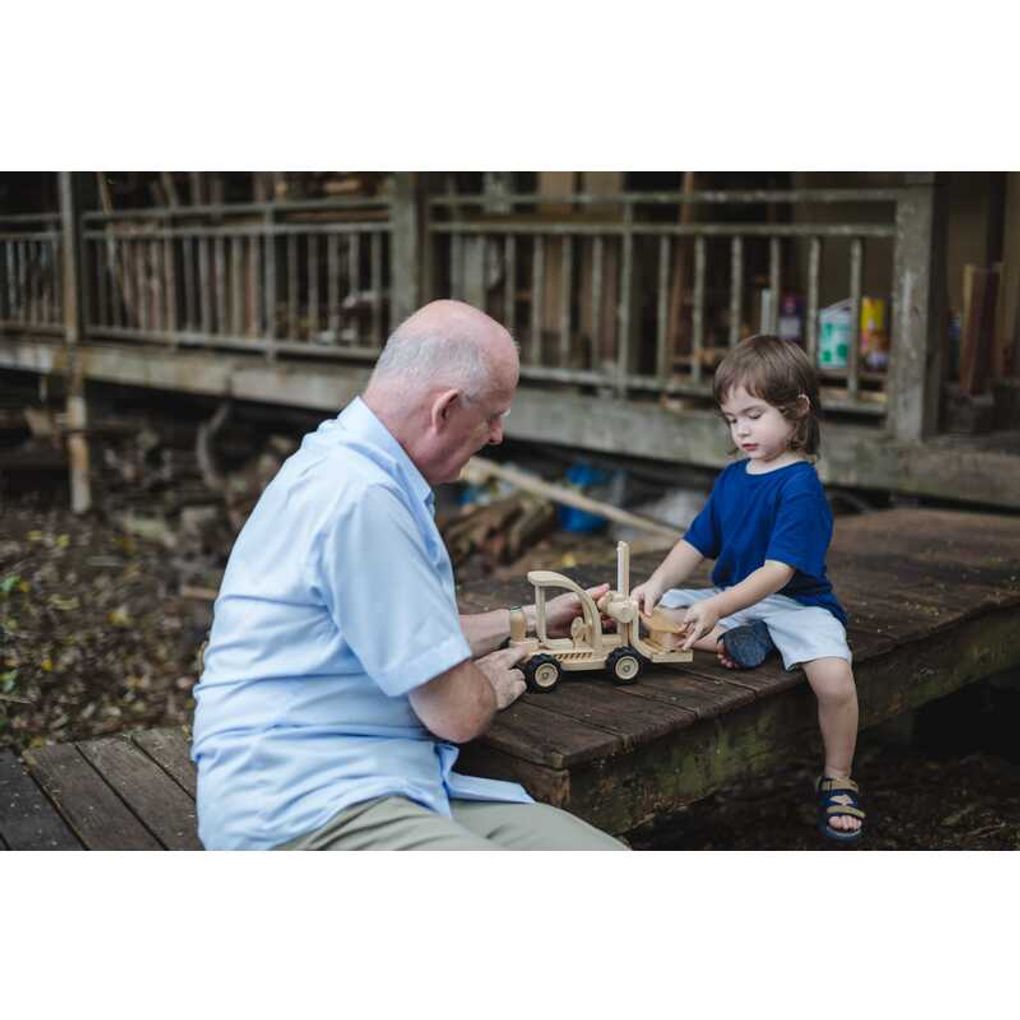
[248,236,261,337]
[151,239,164,332]
[78,736,201,850]
[164,235,177,336]
[530,235,544,364]
[523,677,697,750]
[482,698,621,769]
[960,265,997,396]
[0,750,82,850]
[23,743,161,850]
[327,233,339,337]
[136,238,147,331]
[349,233,360,344]
[677,654,803,700]
[371,231,382,344]
[806,236,821,361]
[183,236,196,330]
[729,236,743,346]
[889,179,944,442]
[231,236,243,336]
[94,239,108,326]
[559,236,572,367]
[199,236,212,334]
[656,236,669,379]
[215,236,227,334]
[455,741,571,808]
[132,727,197,798]
[832,506,1020,556]
[309,233,320,340]
[287,233,299,340]
[505,234,516,335]
[616,667,755,721]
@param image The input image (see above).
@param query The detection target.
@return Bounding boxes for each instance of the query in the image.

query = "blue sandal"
[720,620,776,669]
[816,776,865,844]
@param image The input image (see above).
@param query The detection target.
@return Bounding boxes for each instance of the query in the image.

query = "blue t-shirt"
[683,460,846,624]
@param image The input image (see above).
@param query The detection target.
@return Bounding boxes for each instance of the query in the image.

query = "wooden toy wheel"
[607,646,643,685]
[524,654,562,692]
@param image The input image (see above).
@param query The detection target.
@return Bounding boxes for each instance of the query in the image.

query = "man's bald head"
[366,299,518,403]
[361,300,519,485]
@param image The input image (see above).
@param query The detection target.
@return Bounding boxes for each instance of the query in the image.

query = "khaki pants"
[276,796,628,851]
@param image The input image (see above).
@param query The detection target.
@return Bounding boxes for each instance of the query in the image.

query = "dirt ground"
[3,493,1019,851]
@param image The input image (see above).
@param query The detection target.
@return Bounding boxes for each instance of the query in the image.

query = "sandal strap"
[817,776,860,794]
[825,804,866,819]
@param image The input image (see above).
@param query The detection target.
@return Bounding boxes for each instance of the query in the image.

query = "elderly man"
[191,300,625,850]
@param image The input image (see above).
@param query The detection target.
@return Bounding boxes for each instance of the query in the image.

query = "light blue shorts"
[658,587,852,671]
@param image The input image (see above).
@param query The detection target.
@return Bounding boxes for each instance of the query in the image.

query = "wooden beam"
[390,172,419,327]
[888,175,947,441]
[59,171,91,513]
[5,336,1020,508]
[461,456,679,541]
[959,264,999,395]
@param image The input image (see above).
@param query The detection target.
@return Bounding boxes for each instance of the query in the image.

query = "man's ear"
[430,388,460,432]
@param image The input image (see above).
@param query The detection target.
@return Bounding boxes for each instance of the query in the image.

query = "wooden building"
[1,171,1019,510]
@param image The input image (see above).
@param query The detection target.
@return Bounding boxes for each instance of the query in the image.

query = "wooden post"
[390,172,420,328]
[888,174,947,442]
[59,171,91,514]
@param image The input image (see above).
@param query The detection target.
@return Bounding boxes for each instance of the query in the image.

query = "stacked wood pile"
[440,493,557,571]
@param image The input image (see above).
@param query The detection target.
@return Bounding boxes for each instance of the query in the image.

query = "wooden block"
[0,750,82,850]
[23,743,161,850]
[77,736,201,850]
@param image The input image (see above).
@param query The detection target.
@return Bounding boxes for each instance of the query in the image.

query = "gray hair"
[368,322,513,401]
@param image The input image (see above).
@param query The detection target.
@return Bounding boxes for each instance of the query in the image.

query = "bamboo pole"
[461,456,679,542]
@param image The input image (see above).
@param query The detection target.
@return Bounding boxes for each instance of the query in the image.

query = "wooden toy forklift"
[509,541,693,692]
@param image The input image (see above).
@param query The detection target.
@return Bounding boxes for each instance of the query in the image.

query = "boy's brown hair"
[712,334,822,455]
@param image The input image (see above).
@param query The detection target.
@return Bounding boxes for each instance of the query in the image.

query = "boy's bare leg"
[802,656,861,833]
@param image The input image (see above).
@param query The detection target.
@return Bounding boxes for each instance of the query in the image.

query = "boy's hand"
[630,579,666,617]
[681,600,721,650]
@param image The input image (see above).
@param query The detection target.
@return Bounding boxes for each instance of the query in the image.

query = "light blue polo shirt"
[191,397,531,850]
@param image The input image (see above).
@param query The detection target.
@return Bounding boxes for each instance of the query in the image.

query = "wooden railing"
[425,189,914,418]
[0,213,64,335]
[0,176,943,443]
[79,198,395,360]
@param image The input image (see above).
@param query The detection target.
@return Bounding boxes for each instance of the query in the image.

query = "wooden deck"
[3,506,1020,849]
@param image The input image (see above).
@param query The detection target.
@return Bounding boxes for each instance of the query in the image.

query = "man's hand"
[630,577,666,617]
[475,644,528,710]
[681,599,721,651]
[544,583,610,638]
